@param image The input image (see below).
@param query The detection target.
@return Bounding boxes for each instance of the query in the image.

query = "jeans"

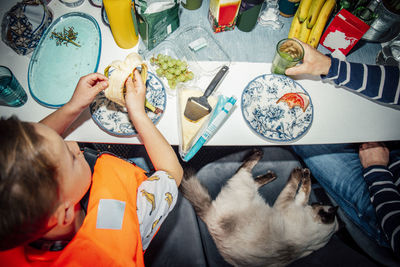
[292,143,400,248]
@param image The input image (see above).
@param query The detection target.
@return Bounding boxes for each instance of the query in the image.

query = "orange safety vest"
[0,154,148,266]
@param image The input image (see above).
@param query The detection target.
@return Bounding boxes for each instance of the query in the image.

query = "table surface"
[0,0,399,146]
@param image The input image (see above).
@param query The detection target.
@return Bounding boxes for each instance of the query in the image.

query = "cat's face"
[311,203,338,225]
[307,204,339,244]
[290,204,339,255]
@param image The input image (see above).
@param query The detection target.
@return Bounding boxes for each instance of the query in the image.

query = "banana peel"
[298,0,313,23]
[306,0,326,29]
[288,8,302,39]
[298,18,312,42]
[307,0,336,48]
[104,53,163,114]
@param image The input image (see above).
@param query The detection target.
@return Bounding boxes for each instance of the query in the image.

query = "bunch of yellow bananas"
[288,0,336,48]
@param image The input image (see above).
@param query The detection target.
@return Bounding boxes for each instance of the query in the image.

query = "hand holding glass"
[271,38,304,75]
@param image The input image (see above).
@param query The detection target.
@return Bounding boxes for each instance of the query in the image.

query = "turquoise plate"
[28,12,101,108]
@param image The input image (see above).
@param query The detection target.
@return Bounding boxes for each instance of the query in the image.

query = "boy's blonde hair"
[0,116,59,250]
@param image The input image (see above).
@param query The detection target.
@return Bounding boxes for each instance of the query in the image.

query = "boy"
[0,71,183,266]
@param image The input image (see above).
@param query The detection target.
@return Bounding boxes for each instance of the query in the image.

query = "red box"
[320,9,370,55]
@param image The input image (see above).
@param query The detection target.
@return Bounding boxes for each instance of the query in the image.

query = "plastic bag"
[135,0,180,50]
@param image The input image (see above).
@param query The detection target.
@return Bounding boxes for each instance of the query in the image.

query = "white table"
[1,0,399,146]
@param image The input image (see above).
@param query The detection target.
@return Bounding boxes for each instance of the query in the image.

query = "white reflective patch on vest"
[96,199,126,230]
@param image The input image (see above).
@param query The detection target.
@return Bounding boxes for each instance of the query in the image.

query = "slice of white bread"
[179,88,218,152]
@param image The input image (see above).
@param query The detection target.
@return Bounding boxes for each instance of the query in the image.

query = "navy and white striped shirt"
[363,160,400,257]
[322,56,400,107]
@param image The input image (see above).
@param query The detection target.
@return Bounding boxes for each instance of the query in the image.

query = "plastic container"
[142,40,197,95]
[142,25,231,95]
[176,86,219,158]
[175,26,231,75]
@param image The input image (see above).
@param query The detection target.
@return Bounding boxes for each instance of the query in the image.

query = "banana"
[151,216,162,232]
[306,0,326,29]
[298,0,313,23]
[147,175,160,181]
[307,0,336,48]
[165,192,173,208]
[146,216,162,238]
[298,18,312,42]
[141,189,156,215]
[104,56,163,114]
[288,8,302,39]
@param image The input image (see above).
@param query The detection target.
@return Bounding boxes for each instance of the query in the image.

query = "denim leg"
[292,144,389,247]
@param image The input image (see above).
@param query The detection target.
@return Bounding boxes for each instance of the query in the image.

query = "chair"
[144,147,378,266]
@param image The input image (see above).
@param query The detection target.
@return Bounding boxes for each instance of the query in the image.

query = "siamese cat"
[180,149,338,267]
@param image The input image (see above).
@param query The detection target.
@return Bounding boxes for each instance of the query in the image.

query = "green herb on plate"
[50,27,81,47]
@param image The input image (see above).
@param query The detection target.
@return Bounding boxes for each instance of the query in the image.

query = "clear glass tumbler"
[271,38,304,75]
[0,66,27,107]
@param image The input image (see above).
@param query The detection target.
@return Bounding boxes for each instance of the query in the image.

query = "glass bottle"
[353,0,380,24]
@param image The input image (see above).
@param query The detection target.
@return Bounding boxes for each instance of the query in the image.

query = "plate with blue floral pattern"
[90,71,166,136]
[241,74,313,142]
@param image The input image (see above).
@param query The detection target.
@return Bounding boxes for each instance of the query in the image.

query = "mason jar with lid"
[278,0,300,17]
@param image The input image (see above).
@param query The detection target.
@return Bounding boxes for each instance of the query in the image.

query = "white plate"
[28,12,101,108]
[90,71,166,136]
[241,74,313,142]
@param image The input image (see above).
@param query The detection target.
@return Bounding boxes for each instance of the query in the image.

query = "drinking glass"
[271,38,304,75]
[0,66,27,107]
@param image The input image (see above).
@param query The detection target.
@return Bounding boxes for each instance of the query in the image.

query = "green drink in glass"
[271,38,304,75]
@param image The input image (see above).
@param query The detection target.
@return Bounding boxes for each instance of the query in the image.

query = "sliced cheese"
[179,88,218,152]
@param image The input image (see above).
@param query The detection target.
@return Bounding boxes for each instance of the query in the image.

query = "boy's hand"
[67,73,108,111]
[125,70,147,118]
[359,142,389,168]
[285,39,332,76]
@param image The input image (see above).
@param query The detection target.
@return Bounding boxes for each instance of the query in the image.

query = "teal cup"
[0,66,27,107]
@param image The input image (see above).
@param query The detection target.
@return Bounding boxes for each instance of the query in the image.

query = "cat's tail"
[180,171,212,221]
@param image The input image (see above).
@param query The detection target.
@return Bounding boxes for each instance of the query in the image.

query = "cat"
[180,149,338,267]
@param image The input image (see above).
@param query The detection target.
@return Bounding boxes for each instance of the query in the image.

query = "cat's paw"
[239,149,263,171]
[289,167,303,183]
[255,170,276,186]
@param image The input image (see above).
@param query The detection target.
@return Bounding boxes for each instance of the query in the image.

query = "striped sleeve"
[321,56,400,106]
[363,165,400,257]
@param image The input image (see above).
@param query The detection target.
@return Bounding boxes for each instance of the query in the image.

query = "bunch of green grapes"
[150,54,194,89]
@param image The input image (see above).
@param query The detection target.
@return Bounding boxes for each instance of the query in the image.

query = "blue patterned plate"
[90,71,166,136]
[241,74,313,142]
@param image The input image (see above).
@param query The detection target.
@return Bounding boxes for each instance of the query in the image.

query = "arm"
[285,40,400,106]
[359,142,400,257]
[40,73,108,135]
[125,70,183,186]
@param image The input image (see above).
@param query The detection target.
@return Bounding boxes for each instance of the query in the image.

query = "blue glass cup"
[0,66,27,107]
